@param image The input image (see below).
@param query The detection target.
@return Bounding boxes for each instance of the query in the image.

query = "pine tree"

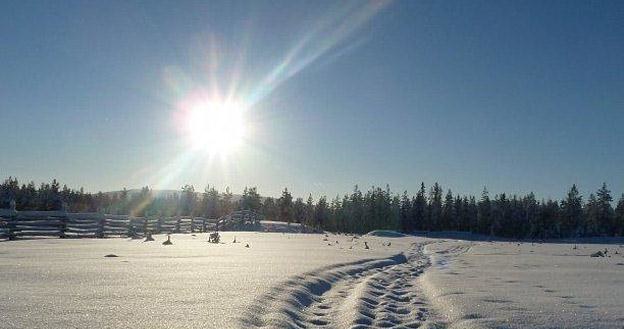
[560,184,583,237]
[349,186,364,233]
[399,191,411,232]
[241,186,262,212]
[203,186,221,218]
[441,189,454,230]
[412,183,427,231]
[328,195,342,231]
[596,183,614,235]
[0,177,19,208]
[428,183,443,231]
[130,186,152,216]
[180,185,196,216]
[304,194,314,227]
[454,196,464,231]
[539,200,561,238]
[262,197,278,220]
[467,196,478,233]
[220,187,234,217]
[293,197,305,224]
[477,187,491,235]
[118,188,129,214]
[341,194,351,231]
[19,181,37,210]
[390,193,401,231]
[615,194,624,236]
[524,193,539,238]
[315,196,329,229]
[49,179,62,210]
[490,193,507,236]
[278,187,293,224]
[509,196,525,238]
[584,193,599,236]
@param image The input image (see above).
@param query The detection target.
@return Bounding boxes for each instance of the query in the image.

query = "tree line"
[1,177,623,238]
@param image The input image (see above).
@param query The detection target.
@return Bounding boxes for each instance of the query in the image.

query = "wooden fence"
[0,209,219,241]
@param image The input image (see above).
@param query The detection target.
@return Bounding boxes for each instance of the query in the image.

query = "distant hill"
[103,189,246,202]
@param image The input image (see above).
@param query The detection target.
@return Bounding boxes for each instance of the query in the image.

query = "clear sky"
[1,0,623,200]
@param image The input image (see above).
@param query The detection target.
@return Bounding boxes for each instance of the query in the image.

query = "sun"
[185,100,247,155]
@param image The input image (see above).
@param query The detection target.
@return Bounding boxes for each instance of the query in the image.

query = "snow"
[0,232,410,329]
[1,233,623,328]
[422,238,624,329]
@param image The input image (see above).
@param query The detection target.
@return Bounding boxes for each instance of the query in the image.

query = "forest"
[1,177,623,239]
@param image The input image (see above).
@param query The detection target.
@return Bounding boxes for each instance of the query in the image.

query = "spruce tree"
[490,193,507,236]
[390,193,401,231]
[220,187,234,217]
[293,197,305,224]
[524,193,539,238]
[467,196,478,233]
[262,197,278,220]
[428,183,443,231]
[278,188,294,224]
[584,193,599,236]
[596,183,614,235]
[441,190,454,231]
[540,200,561,238]
[315,196,329,229]
[615,194,624,236]
[304,194,314,228]
[399,191,412,232]
[412,183,427,231]
[203,186,221,218]
[560,184,583,237]
[349,186,364,232]
[180,185,196,216]
[241,186,262,212]
[454,196,464,231]
[0,177,19,208]
[477,187,491,235]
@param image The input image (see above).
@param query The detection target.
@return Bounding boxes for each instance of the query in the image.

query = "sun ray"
[152,1,391,191]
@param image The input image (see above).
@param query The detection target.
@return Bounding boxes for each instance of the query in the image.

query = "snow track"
[240,243,443,329]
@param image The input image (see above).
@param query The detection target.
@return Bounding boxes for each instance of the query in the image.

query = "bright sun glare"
[185,101,246,155]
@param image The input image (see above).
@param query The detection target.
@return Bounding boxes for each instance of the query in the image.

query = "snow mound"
[366,230,406,238]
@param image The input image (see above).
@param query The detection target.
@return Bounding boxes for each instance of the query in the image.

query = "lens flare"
[185,100,246,155]
[152,1,391,190]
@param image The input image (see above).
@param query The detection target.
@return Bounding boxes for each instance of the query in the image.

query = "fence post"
[157,217,162,234]
[143,217,148,236]
[7,211,16,241]
[127,216,134,238]
[175,216,181,233]
[6,200,16,240]
[96,214,105,238]
[59,211,67,239]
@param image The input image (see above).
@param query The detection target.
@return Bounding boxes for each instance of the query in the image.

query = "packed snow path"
[240,242,443,329]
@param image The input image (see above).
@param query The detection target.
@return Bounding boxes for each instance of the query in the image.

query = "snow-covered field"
[0,231,622,329]
[423,238,624,329]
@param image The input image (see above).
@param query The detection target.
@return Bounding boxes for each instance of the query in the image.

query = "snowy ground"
[423,238,624,329]
[0,232,622,329]
[0,232,414,329]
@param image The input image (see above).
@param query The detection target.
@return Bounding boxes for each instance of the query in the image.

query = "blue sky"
[1,0,623,200]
